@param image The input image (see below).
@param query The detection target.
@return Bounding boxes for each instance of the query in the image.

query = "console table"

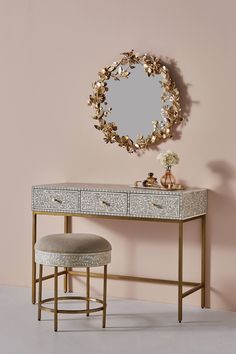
[32,183,207,322]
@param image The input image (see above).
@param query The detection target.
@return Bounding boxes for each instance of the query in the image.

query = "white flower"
[157,150,180,168]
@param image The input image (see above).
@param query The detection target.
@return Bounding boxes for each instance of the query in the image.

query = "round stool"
[35,233,112,331]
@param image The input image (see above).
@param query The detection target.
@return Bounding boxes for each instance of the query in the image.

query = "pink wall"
[1,0,236,311]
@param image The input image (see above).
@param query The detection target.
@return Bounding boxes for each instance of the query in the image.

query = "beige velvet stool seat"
[35,233,112,331]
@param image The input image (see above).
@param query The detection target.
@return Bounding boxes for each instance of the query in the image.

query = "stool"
[35,233,112,331]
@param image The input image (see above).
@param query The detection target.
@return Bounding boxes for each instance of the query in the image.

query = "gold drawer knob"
[100,200,110,207]
[152,202,163,209]
[52,198,62,204]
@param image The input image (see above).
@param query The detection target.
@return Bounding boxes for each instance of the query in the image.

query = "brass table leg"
[54,266,58,332]
[201,215,206,308]
[32,213,37,304]
[178,221,183,323]
[86,267,90,317]
[38,264,43,321]
[64,216,72,293]
[102,265,108,328]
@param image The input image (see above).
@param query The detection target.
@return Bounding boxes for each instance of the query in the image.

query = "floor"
[1,285,236,354]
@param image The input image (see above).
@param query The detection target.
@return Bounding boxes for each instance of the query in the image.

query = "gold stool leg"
[102,265,107,328]
[201,215,206,308]
[54,266,58,332]
[178,222,183,323]
[64,267,68,294]
[86,267,90,317]
[38,264,43,321]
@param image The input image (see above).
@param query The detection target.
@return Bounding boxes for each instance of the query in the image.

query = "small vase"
[160,166,176,189]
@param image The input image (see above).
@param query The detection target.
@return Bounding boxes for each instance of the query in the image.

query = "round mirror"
[88,50,182,153]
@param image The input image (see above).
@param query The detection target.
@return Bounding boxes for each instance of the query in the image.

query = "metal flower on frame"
[88,50,182,153]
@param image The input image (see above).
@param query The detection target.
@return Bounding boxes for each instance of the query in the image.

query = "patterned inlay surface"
[32,183,207,220]
[35,250,111,267]
[33,189,79,212]
[81,191,128,215]
[130,193,180,218]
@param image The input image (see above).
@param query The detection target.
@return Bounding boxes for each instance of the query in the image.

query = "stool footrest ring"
[40,296,105,314]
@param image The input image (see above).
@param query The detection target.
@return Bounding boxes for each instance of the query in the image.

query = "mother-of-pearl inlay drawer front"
[81,191,128,215]
[32,188,80,213]
[130,193,180,218]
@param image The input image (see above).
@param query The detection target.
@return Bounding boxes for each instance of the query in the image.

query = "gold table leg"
[86,267,90,316]
[54,266,58,332]
[201,215,206,308]
[64,216,72,293]
[178,221,183,323]
[38,264,43,320]
[32,213,37,304]
[102,265,108,328]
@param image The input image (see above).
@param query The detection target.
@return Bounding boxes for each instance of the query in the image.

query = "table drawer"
[129,193,180,218]
[81,191,128,215]
[32,189,80,212]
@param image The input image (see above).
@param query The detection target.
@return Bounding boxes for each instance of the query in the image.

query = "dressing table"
[32,182,207,322]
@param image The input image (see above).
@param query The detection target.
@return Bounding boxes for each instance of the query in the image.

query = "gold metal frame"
[88,50,182,153]
[32,212,206,323]
[37,263,108,331]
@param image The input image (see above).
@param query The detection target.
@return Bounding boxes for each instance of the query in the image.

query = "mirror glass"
[103,64,170,141]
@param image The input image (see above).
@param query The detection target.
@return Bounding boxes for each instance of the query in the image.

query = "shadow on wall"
[163,58,194,125]
[207,160,236,310]
[162,57,198,140]
[139,57,198,156]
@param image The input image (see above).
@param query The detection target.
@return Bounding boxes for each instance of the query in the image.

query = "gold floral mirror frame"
[88,50,182,153]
